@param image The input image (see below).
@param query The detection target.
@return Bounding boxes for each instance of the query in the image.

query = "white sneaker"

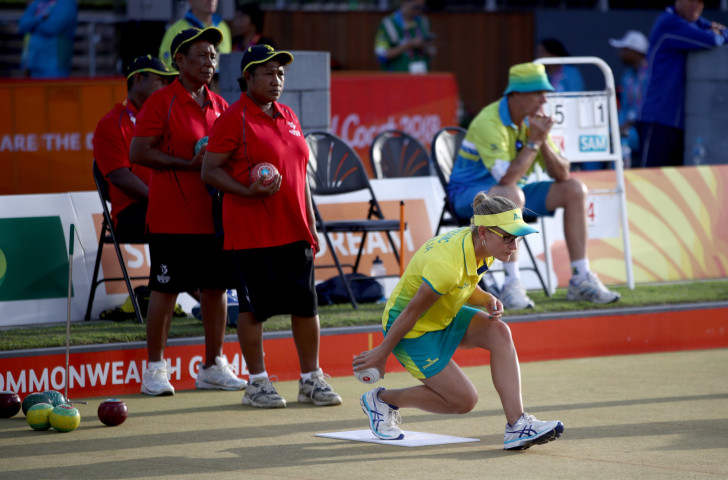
[504,412,564,450]
[141,361,175,396]
[195,356,247,390]
[298,368,342,406]
[360,387,404,440]
[195,357,248,390]
[567,272,620,304]
[500,280,535,310]
[242,377,287,408]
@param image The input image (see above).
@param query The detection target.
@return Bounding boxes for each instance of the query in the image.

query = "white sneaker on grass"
[298,368,342,406]
[503,413,564,450]
[141,361,174,396]
[500,280,535,310]
[242,377,287,408]
[195,356,247,390]
[360,387,404,440]
[567,272,620,304]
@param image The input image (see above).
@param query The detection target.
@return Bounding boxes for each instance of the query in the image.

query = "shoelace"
[151,368,168,381]
[254,378,279,395]
[308,373,334,391]
[386,409,402,428]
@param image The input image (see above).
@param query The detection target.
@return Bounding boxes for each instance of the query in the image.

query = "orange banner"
[0,73,458,195]
[0,78,126,195]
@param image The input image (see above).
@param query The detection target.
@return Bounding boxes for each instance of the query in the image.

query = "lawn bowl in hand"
[43,390,66,407]
[22,392,52,416]
[194,136,208,155]
[98,399,128,426]
[49,404,81,432]
[251,162,278,186]
[355,367,381,384]
[0,391,21,418]
[26,403,53,430]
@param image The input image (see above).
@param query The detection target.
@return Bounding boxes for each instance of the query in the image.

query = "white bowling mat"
[316,429,480,447]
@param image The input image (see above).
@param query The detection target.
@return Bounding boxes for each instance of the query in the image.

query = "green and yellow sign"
[0,216,70,301]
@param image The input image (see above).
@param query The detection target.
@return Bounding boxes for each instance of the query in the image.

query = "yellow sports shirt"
[382,227,493,338]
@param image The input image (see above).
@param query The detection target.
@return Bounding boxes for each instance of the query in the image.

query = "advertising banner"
[330,73,459,173]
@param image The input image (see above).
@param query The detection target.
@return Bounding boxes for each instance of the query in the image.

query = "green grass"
[1,279,726,352]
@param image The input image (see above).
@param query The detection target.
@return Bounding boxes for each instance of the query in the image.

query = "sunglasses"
[487,227,520,245]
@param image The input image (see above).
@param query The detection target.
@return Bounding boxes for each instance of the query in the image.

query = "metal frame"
[534,55,634,290]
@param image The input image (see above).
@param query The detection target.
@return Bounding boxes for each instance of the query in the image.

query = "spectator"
[447,62,620,310]
[201,45,342,409]
[93,55,177,242]
[608,30,649,168]
[536,38,585,93]
[130,28,246,396]
[92,55,192,322]
[18,0,77,78]
[374,0,436,74]
[637,0,727,168]
[159,0,232,70]
[231,1,276,51]
[354,193,564,450]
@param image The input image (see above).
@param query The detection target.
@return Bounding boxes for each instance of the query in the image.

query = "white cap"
[608,30,648,55]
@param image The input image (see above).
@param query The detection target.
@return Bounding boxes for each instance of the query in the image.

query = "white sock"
[301,368,322,382]
[249,371,269,383]
[503,262,520,286]
[570,258,590,284]
[147,360,165,370]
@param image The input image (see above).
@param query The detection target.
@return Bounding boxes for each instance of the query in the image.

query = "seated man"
[448,62,620,310]
[93,55,177,241]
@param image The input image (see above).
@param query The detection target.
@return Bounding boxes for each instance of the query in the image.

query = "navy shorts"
[230,241,318,322]
[148,234,236,293]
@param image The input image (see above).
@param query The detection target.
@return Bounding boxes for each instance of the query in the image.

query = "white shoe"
[360,387,404,440]
[500,280,535,310]
[195,356,247,390]
[504,413,564,450]
[298,368,342,406]
[141,361,175,396]
[567,272,620,304]
[242,378,287,408]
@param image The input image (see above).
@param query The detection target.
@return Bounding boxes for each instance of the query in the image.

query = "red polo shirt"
[134,78,228,234]
[93,100,152,226]
[206,93,314,250]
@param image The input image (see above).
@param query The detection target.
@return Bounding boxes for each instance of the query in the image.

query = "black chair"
[369,129,432,179]
[305,131,404,308]
[85,161,147,323]
[430,126,469,235]
[430,126,549,297]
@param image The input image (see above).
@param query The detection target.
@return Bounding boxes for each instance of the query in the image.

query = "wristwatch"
[526,141,540,152]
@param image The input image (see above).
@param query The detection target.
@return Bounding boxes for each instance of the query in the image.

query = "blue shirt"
[638,6,726,129]
[18,0,77,78]
[548,65,585,93]
[618,62,648,152]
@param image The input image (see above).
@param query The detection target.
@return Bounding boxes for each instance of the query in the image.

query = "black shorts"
[114,201,148,244]
[148,233,237,293]
[230,241,317,322]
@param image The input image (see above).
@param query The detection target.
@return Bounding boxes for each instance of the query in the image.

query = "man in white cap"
[609,30,649,168]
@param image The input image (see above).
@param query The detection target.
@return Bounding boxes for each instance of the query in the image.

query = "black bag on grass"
[316,273,384,305]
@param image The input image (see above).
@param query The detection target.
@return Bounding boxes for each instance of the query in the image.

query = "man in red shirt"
[93,55,176,241]
[130,28,246,396]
